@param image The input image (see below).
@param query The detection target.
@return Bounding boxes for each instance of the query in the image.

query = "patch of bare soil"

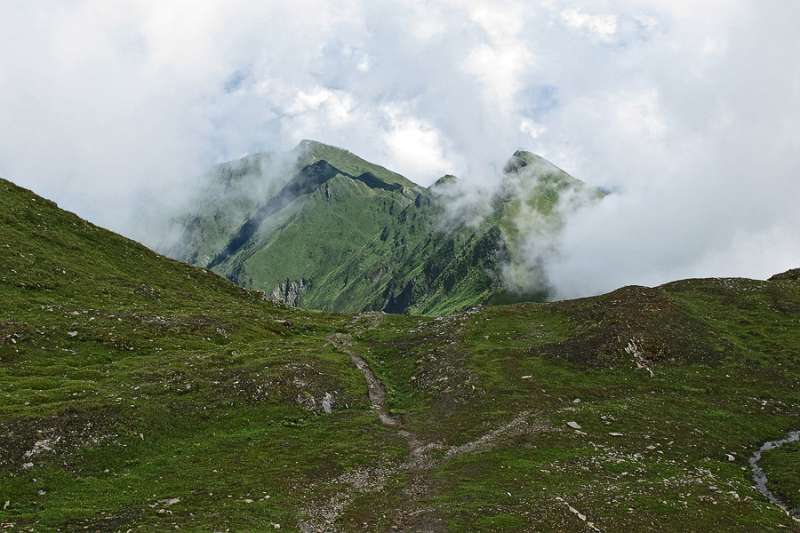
[539,285,727,367]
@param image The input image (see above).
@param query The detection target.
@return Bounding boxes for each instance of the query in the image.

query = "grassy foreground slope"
[349,277,800,531]
[2,177,800,531]
[0,178,402,530]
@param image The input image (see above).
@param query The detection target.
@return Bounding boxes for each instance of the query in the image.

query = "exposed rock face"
[269,278,310,307]
[383,281,415,314]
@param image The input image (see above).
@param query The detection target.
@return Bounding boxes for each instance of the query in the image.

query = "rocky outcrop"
[269,278,310,307]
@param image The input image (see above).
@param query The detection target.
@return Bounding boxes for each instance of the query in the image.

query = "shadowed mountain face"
[170,140,592,315]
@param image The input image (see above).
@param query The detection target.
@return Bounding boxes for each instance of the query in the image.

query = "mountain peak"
[505,150,560,175]
[293,139,418,190]
[295,138,346,155]
[431,174,459,189]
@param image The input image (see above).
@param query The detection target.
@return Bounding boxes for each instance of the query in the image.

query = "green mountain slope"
[3,177,800,531]
[171,141,591,315]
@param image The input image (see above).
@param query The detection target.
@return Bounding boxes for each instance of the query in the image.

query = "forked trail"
[299,330,545,531]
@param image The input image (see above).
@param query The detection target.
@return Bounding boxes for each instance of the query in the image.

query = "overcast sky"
[1,1,798,297]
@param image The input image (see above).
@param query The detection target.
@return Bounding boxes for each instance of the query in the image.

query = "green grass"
[2,177,800,530]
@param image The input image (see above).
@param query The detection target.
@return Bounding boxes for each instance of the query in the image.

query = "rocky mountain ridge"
[170,140,594,315]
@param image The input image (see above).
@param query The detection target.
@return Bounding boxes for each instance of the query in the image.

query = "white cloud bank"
[0,0,798,297]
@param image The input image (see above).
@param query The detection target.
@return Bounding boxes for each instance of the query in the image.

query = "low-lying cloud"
[1,0,798,298]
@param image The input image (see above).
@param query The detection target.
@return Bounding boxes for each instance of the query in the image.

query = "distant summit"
[169,141,596,314]
[431,174,459,189]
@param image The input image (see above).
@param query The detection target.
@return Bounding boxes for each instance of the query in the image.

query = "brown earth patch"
[536,285,727,368]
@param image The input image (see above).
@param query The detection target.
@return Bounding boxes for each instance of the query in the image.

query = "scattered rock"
[555,496,601,532]
[321,392,334,414]
[625,337,655,377]
[566,421,582,430]
[269,278,310,307]
[67,331,78,337]
[609,432,624,437]
[24,437,58,459]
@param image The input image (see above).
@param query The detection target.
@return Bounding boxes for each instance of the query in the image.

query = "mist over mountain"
[166,140,597,314]
[2,2,798,301]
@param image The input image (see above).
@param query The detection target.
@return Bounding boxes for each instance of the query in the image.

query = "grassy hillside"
[171,141,590,316]
[2,178,799,531]
[0,178,391,529]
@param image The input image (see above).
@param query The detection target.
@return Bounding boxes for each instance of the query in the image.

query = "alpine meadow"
[2,2,800,532]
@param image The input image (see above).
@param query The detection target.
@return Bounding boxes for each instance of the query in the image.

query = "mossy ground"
[1,178,799,531]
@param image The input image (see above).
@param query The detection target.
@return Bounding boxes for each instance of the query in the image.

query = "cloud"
[560,8,619,41]
[0,0,797,295]
[383,105,455,182]
[532,1,800,297]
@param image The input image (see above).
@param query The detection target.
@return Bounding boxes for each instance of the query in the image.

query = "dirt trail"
[749,430,800,520]
[330,333,427,456]
[299,329,545,532]
[348,352,400,428]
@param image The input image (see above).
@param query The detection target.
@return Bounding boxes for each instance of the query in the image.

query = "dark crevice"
[352,172,404,192]
[383,281,415,314]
